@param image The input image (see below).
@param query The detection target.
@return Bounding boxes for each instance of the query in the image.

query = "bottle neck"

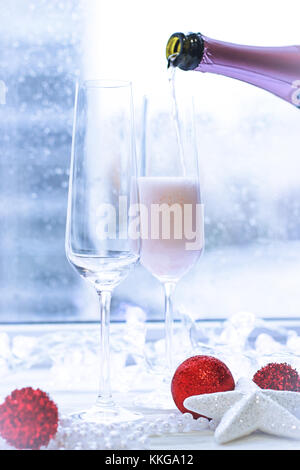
[166,32,204,70]
[166,32,300,107]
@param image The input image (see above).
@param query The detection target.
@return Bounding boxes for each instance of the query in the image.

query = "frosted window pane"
[0,0,85,321]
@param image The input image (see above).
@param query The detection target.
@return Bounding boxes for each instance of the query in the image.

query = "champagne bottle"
[166,32,300,107]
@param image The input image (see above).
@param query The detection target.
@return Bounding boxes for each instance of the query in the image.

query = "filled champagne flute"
[137,82,204,406]
[65,80,140,423]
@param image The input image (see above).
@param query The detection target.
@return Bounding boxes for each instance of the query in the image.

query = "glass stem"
[96,290,113,406]
[163,282,176,372]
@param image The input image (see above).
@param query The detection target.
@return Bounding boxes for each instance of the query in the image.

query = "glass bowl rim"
[80,79,132,89]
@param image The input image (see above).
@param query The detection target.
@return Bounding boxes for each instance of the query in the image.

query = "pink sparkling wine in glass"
[138,176,204,282]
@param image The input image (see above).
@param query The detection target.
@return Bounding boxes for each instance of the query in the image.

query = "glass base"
[134,383,176,411]
[71,400,142,425]
[134,392,175,411]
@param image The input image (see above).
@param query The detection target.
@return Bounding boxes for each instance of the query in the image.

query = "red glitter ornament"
[171,355,235,418]
[0,387,58,450]
[253,362,300,391]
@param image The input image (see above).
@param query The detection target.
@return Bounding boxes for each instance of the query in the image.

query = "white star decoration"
[184,377,300,444]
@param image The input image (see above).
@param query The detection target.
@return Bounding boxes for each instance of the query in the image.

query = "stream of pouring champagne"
[168,66,186,176]
[166,32,300,107]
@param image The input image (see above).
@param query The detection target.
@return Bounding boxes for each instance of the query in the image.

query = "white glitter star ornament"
[184,377,300,444]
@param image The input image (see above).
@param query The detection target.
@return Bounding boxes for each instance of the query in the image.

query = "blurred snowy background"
[1,0,300,322]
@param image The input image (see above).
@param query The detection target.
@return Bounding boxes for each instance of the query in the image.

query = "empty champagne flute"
[65,80,140,423]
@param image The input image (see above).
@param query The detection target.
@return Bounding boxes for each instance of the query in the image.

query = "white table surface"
[0,322,300,451]
[1,368,299,451]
